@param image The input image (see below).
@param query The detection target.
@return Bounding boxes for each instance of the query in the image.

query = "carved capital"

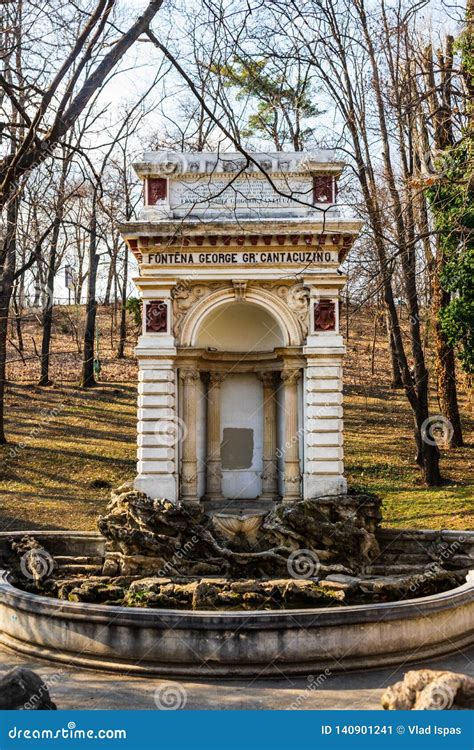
[281,369,300,385]
[258,371,277,388]
[179,368,200,383]
[208,371,226,386]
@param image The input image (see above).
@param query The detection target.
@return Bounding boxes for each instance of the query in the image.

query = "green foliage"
[438,245,474,374]
[125,297,142,327]
[212,58,321,149]
[426,105,474,374]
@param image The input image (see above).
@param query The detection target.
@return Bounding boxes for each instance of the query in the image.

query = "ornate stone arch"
[177,284,305,348]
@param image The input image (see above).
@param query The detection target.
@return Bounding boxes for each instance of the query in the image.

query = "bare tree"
[0,0,165,442]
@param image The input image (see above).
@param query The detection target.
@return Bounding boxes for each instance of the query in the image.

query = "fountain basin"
[0,528,473,676]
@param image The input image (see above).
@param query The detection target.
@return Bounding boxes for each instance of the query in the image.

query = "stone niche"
[119,150,364,507]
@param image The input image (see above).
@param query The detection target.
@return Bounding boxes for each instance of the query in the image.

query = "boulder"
[0,668,57,710]
[382,669,474,710]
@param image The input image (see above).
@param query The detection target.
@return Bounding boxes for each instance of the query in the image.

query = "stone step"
[54,556,103,565]
[56,564,103,575]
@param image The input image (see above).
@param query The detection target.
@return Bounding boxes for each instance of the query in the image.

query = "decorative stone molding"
[176,283,304,347]
[145,300,168,333]
[262,282,310,337]
[134,150,345,180]
[172,282,228,337]
[181,472,198,485]
[261,464,278,482]
[314,300,336,331]
[232,280,247,301]
[281,368,301,385]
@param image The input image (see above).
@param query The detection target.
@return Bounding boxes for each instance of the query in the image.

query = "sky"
[48,0,465,302]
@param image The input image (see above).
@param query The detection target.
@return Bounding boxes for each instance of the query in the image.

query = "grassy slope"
[0,305,472,532]
[0,380,472,532]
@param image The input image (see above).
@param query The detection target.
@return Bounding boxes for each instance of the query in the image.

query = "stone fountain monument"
[0,151,472,677]
[119,150,363,508]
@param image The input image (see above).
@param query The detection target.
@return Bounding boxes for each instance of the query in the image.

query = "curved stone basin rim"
[1,570,473,627]
[0,569,473,677]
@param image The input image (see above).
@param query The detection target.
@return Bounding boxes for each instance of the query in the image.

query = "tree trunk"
[81,199,99,388]
[385,311,402,388]
[117,244,128,359]
[12,289,24,353]
[38,219,61,386]
[103,255,113,306]
[432,262,463,447]
[0,198,18,444]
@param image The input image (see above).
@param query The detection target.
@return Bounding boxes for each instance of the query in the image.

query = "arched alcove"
[178,286,303,348]
[194,301,285,352]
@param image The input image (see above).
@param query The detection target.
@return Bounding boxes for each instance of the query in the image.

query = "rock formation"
[7,485,469,611]
[0,668,57,710]
[382,670,474,710]
[97,484,383,579]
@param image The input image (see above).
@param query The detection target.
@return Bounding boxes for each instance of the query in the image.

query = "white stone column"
[281,368,301,503]
[303,355,345,497]
[258,371,279,501]
[179,368,201,505]
[135,358,178,502]
[204,371,225,501]
[302,279,347,498]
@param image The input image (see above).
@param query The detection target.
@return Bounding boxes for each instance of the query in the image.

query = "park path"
[0,646,473,710]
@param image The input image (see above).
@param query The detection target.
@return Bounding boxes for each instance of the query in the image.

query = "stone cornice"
[118,217,364,238]
[132,150,346,180]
